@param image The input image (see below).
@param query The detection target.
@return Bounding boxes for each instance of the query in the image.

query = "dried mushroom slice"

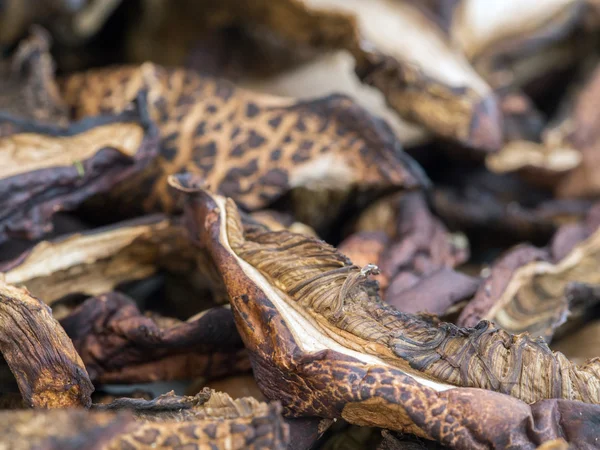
[458,205,600,340]
[60,292,249,383]
[341,191,472,314]
[0,280,93,408]
[171,178,600,446]
[0,215,193,305]
[59,59,426,230]
[0,27,68,128]
[451,0,583,87]
[0,391,289,450]
[295,0,501,151]
[0,93,159,244]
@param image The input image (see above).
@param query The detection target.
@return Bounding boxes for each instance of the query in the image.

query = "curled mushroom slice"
[339,191,474,315]
[59,55,427,231]
[0,216,195,305]
[451,0,584,87]
[0,280,93,408]
[0,93,159,244]
[0,390,289,450]
[292,0,501,151]
[458,204,600,340]
[171,179,600,445]
[59,292,249,383]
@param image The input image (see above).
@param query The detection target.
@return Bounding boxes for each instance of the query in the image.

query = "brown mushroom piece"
[0,215,200,305]
[0,280,93,408]
[339,191,475,316]
[458,203,600,340]
[170,177,600,447]
[58,50,426,232]
[0,90,159,244]
[0,390,289,450]
[227,0,502,151]
[59,291,249,383]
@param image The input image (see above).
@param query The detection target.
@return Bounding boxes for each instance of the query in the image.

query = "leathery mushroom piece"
[0,92,159,244]
[253,0,502,150]
[339,192,475,316]
[0,215,195,305]
[59,292,249,383]
[0,390,289,450]
[458,203,600,340]
[0,280,93,408]
[59,56,427,231]
[171,176,600,447]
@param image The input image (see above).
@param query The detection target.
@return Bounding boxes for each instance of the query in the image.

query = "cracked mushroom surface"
[170,177,600,448]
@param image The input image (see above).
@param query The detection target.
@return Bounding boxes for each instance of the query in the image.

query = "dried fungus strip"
[60,292,249,383]
[0,92,159,244]
[0,215,192,305]
[0,280,93,408]
[59,54,426,230]
[348,191,469,305]
[0,391,289,450]
[458,204,600,340]
[172,178,600,447]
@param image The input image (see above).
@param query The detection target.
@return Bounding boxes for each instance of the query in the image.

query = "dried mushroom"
[235,0,502,150]
[171,178,600,447]
[0,390,289,450]
[340,192,474,315]
[0,93,158,244]
[58,53,426,231]
[0,280,93,408]
[60,292,249,383]
[459,204,600,340]
[0,216,191,304]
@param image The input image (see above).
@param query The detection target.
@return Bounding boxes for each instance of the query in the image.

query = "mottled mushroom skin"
[171,179,600,448]
[59,60,425,231]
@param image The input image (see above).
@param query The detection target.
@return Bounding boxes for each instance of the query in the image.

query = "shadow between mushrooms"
[170,175,600,448]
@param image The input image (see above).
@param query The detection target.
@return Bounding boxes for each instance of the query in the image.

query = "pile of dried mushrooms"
[2,1,600,449]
